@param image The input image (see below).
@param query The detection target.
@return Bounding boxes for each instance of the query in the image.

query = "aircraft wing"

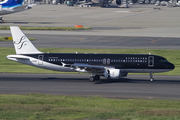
[12,4,36,10]
[12,5,27,10]
[71,63,112,73]
[27,4,36,8]
[0,4,36,15]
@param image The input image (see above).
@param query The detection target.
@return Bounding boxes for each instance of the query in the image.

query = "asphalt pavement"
[0,33,180,49]
[0,73,180,100]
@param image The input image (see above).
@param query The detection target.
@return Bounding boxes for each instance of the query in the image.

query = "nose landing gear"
[150,73,154,82]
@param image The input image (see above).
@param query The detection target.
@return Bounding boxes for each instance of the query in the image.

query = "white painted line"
[114,11,130,13]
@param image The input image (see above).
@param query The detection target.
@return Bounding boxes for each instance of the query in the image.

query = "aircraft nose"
[172,63,175,69]
[168,63,175,69]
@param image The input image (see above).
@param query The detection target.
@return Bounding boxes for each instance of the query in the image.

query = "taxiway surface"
[1,4,180,49]
[0,33,180,49]
[1,4,180,38]
[0,73,180,100]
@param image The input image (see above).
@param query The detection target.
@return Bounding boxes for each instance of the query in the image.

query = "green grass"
[0,26,91,30]
[0,48,180,75]
[0,36,35,41]
[0,94,180,120]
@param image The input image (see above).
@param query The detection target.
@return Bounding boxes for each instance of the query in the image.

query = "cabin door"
[38,55,44,65]
[148,56,154,67]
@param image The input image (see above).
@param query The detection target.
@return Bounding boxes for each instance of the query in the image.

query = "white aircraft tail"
[10,26,42,54]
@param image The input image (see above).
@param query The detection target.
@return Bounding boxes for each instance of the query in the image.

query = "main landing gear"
[0,16,4,23]
[89,75,100,82]
[150,73,154,82]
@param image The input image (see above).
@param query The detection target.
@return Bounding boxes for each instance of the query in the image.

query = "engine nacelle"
[104,69,121,79]
[104,69,128,79]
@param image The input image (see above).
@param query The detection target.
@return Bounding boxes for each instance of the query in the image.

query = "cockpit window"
[160,59,168,63]
[0,0,5,2]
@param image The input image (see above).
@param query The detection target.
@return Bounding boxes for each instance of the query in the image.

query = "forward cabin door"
[38,55,44,65]
[148,56,154,67]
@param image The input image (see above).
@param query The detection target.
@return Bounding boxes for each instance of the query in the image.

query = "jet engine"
[104,69,128,79]
[104,69,121,79]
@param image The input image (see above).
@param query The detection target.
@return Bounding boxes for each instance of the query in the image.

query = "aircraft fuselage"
[7,53,175,73]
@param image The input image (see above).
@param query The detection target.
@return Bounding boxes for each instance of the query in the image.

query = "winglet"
[10,26,42,54]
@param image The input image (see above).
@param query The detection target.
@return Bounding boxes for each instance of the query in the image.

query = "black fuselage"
[24,53,174,71]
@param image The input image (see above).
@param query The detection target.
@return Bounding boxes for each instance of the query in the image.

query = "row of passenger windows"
[48,59,148,63]
[126,57,147,60]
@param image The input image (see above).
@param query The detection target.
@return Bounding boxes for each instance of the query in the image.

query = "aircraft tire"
[150,78,154,82]
[89,76,95,82]
[94,75,100,80]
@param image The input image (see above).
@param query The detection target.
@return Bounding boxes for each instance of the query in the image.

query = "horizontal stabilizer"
[6,55,29,60]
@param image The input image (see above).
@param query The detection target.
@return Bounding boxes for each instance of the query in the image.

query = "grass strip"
[0,36,35,41]
[0,48,179,75]
[0,26,91,30]
[0,94,180,120]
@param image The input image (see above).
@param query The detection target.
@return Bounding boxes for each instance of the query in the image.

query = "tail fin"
[0,0,23,8]
[10,26,42,54]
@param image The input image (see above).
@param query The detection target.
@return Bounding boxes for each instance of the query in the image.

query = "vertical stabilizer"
[10,26,42,54]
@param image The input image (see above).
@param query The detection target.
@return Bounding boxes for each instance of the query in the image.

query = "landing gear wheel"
[94,75,100,80]
[150,78,154,82]
[101,3,106,7]
[89,76,95,82]
[149,73,154,82]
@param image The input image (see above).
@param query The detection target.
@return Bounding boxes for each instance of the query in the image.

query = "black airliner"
[7,26,175,82]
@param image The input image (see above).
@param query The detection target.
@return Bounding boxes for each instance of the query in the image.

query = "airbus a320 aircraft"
[0,0,35,21]
[7,26,175,82]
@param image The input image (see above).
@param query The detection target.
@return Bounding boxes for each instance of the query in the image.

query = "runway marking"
[131,10,144,12]
[151,37,166,44]
[114,11,130,13]
[0,87,25,88]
